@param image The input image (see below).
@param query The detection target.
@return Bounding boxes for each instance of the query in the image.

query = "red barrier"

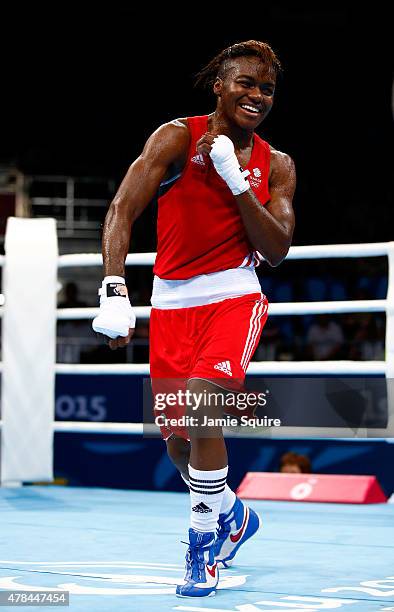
[237,472,387,504]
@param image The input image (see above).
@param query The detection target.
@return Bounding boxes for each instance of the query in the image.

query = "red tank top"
[153,115,271,280]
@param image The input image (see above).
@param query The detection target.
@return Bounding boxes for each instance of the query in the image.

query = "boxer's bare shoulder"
[151,118,190,179]
[144,118,190,164]
[268,145,296,191]
[169,117,188,129]
[269,145,295,175]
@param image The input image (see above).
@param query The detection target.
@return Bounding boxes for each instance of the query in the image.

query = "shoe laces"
[216,517,231,544]
[184,548,193,581]
[181,539,212,582]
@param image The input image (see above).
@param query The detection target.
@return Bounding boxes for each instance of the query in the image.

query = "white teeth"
[240,104,260,114]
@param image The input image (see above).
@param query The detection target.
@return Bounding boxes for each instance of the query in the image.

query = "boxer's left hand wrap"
[92,275,136,340]
[209,134,251,195]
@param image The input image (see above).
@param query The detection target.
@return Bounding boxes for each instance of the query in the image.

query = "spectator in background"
[350,313,385,360]
[342,288,384,360]
[255,318,281,360]
[306,314,344,360]
[58,282,87,309]
[58,282,89,363]
[280,452,312,474]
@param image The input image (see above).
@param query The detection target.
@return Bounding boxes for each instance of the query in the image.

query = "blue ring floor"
[0,486,393,611]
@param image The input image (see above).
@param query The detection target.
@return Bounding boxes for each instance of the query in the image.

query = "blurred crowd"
[256,309,385,363]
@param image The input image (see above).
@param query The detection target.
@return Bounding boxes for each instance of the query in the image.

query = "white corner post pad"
[1,217,58,485]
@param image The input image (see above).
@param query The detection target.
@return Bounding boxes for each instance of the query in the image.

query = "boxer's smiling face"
[213,56,276,130]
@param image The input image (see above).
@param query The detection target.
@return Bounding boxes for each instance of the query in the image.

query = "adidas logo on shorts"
[214,360,232,376]
[192,502,213,513]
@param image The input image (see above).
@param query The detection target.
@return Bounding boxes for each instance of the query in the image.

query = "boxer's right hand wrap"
[92,275,136,339]
[209,134,251,195]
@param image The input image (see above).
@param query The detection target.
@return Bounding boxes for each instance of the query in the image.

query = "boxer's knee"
[166,435,190,477]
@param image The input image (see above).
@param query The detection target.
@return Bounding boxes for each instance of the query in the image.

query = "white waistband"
[151,267,261,309]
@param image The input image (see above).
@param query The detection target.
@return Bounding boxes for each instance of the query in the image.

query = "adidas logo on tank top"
[191,153,206,166]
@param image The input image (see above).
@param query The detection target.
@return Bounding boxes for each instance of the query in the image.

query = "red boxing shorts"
[150,292,268,440]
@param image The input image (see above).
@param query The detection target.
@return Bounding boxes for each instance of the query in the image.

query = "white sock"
[220,484,236,516]
[181,472,236,514]
[188,464,227,533]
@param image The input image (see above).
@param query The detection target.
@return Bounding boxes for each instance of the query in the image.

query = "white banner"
[1,218,58,484]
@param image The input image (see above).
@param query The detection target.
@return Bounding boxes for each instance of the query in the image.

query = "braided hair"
[195,40,282,89]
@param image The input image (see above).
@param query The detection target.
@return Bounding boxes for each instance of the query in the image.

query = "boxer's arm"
[103,120,190,277]
[234,149,296,267]
[197,134,295,267]
[95,120,189,349]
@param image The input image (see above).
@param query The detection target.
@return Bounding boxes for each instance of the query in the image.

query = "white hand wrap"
[92,275,136,339]
[209,135,251,195]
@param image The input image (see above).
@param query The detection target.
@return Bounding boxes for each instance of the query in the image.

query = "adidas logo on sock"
[191,153,206,166]
[214,360,232,376]
[192,502,213,513]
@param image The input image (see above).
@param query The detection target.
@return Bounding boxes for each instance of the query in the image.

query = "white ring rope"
[285,242,391,259]
[0,359,385,376]
[55,242,392,269]
[0,243,390,271]
[0,417,391,438]
[54,421,143,434]
[57,252,157,268]
[0,420,142,434]
[56,361,385,375]
[56,300,388,321]
[3,420,330,438]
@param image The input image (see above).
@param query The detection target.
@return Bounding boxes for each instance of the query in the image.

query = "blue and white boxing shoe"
[214,497,261,568]
[176,528,218,598]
